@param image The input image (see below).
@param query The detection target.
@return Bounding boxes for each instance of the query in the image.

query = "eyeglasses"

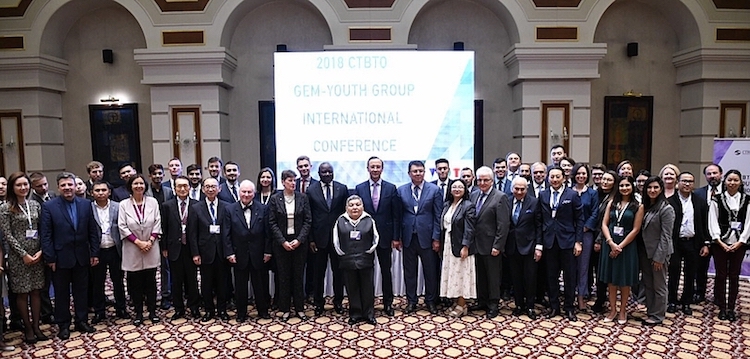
[680,180,695,183]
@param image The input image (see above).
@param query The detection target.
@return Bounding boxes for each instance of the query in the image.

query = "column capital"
[0,54,68,92]
[503,43,607,85]
[134,47,237,88]
[673,47,750,84]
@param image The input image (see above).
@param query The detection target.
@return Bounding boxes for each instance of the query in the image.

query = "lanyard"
[260,193,270,205]
[133,202,145,224]
[615,201,629,226]
[19,201,32,229]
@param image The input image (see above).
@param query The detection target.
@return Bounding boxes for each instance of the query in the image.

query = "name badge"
[551,209,557,218]
[613,226,624,236]
[730,221,742,231]
[350,230,361,241]
[26,229,38,239]
[210,225,221,234]
[181,224,187,234]
[413,205,418,213]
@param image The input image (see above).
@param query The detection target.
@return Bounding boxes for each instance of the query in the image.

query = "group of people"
[0,147,747,350]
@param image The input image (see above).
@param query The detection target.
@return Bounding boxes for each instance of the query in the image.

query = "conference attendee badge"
[613,226,624,236]
[730,221,742,231]
[350,231,361,241]
[181,224,187,234]
[210,225,221,234]
[551,209,557,218]
[26,229,38,239]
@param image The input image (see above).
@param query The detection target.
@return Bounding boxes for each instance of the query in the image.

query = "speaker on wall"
[103,49,113,63]
[627,42,638,57]
[453,42,464,51]
[276,44,287,52]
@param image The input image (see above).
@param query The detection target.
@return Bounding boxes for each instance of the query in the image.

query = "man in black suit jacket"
[112,163,135,202]
[354,156,402,316]
[224,180,273,321]
[188,177,230,322]
[307,162,348,315]
[506,177,542,319]
[667,172,711,315]
[469,166,510,318]
[161,176,200,321]
[294,155,317,301]
[217,161,241,203]
[26,171,56,323]
[692,163,722,303]
[431,158,453,202]
[40,172,100,339]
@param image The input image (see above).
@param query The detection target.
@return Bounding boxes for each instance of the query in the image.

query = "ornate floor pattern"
[3,278,749,359]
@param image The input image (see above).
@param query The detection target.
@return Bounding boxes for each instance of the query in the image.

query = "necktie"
[325,184,332,209]
[301,180,306,193]
[231,185,238,201]
[710,186,717,199]
[497,180,502,191]
[513,200,522,224]
[180,200,187,244]
[209,202,216,225]
[413,186,420,203]
[552,191,559,208]
[68,201,78,231]
[440,182,446,198]
[476,192,486,213]
[536,184,542,198]
[191,188,197,200]
[372,183,380,211]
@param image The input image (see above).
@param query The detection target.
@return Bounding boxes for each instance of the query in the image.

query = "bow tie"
[243,205,252,211]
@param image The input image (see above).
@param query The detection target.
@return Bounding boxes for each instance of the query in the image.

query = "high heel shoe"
[449,305,467,317]
[603,312,617,323]
[617,314,627,325]
[33,329,49,342]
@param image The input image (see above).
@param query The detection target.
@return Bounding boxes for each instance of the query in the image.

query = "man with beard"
[218,161,241,203]
[207,157,226,185]
[693,163,723,303]
[112,163,136,202]
[186,164,205,201]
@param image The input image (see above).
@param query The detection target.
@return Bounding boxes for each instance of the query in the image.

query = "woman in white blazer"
[118,174,162,326]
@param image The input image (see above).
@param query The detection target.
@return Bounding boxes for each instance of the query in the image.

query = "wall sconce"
[623,90,642,97]
[175,132,198,145]
[100,96,120,103]
[550,127,569,142]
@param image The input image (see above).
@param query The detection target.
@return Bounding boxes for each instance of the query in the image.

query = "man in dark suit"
[40,172,100,339]
[294,155,318,302]
[354,156,402,316]
[163,157,183,194]
[431,158,453,202]
[506,177,542,319]
[539,166,583,322]
[186,164,205,202]
[469,166,510,318]
[492,158,507,193]
[90,181,129,323]
[224,180,272,321]
[667,172,711,315]
[503,152,522,195]
[307,162,348,316]
[459,167,479,194]
[27,171,56,323]
[161,176,201,321]
[29,172,57,204]
[188,177,230,322]
[217,161,241,203]
[692,163,722,303]
[396,160,444,314]
[207,156,226,185]
[530,162,548,198]
[112,163,135,202]
[84,161,104,197]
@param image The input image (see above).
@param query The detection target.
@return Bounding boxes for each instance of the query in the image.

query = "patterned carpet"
[3,278,749,359]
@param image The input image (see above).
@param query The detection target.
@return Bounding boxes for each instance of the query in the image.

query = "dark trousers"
[500,257,513,294]
[536,255,548,302]
[200,259,229,315]
[694,251,711,298]
[668,239,698,305]
[545,242,576,311]
[376,246,394,307]
[274,243,307,313]
[170,245,200,313]
[712,244,747,311]
[344,267,374,321]
[235,265,270,317]
[510,252,537,310]
[474,253,502,309]
[91,247,126,314]
[304,251,316,298]
[128,268,157,316]
[313,245,344,308]
[403,235,439,304]
[160,255,172,301]
[52,264,90,327]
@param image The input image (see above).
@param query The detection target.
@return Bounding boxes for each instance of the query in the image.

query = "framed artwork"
[603,96,653,173]
[89,103,142,186]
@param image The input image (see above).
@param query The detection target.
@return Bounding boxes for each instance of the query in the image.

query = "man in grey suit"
[397,160,444,314]
[469,166,510,318]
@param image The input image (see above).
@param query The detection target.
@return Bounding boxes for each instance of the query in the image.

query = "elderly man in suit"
[666,172,710,315]
[161,176,201,321]
[692,163,722,303]
[354,156,402,316]
[90,181,129,323]
[539,166,583,322]
[40,172,100,340]
[224,180,273,321]
[396,160,444,314]
[468,166,510,318]
[188,177,230,322]
[506,177,542,319]
[307,162,348,316]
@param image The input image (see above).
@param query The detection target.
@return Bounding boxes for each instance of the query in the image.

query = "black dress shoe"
[190,308,202,319]
[92,313,106,324]
[727,310,737,322]
[57,327,70,340]
[347,318,360,325]
[149,314,160,323]
[160,301,172,310]
[486,309,499,319]
[24,334,37,344]
[565,310,578,322]
[666,303,677,314]
[171,311,185,321]
[366,317,377,325]
[236,315,247,323]
[116,310,131,319]
[133,315,144,326]
[296,312,308,321]
[512,308,524,317]
[718,310,728,321]
[681,305,693,315]
[314,307,324,316]
[547,308,560,319]
[258,312,271,320]
[383,305,394,317]
[334,304,345,315]
[591,303,606,314]
[41,316,54,325]
[404,303,418,314]
[693,294,706,303]
[526,309,537,320]
[201,314,214,322]
[427,303,438,315]
[468,304,487,312]
[218,312,230,321]
[75,322,95,333]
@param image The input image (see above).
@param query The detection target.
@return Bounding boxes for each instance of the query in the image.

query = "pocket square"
[525,209,532,214]
[562,200,571,204]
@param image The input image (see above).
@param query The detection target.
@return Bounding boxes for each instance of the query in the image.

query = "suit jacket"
[187,198,229,265]
[160,197,198,261]
[112,186,130,202]
[667,193,710,249]
[641,201,675,263]
[268,192,312,246]
[694,185,721,204]
[506,194,541,256]
[439,199,476,257]
[539,187,583,250]
[470,188,510,255]
[217,181,240,204]
[223,201,271,271]
[118,196,162,271]
[40,196,100,268]
[306,180,348,248]
[397,181,443,249]
[295,177,319,194]
[431,179,455,202]
[145,184,174,203]
[354,179,402,248]
[91,200,122,257]
[30,191,57,205]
